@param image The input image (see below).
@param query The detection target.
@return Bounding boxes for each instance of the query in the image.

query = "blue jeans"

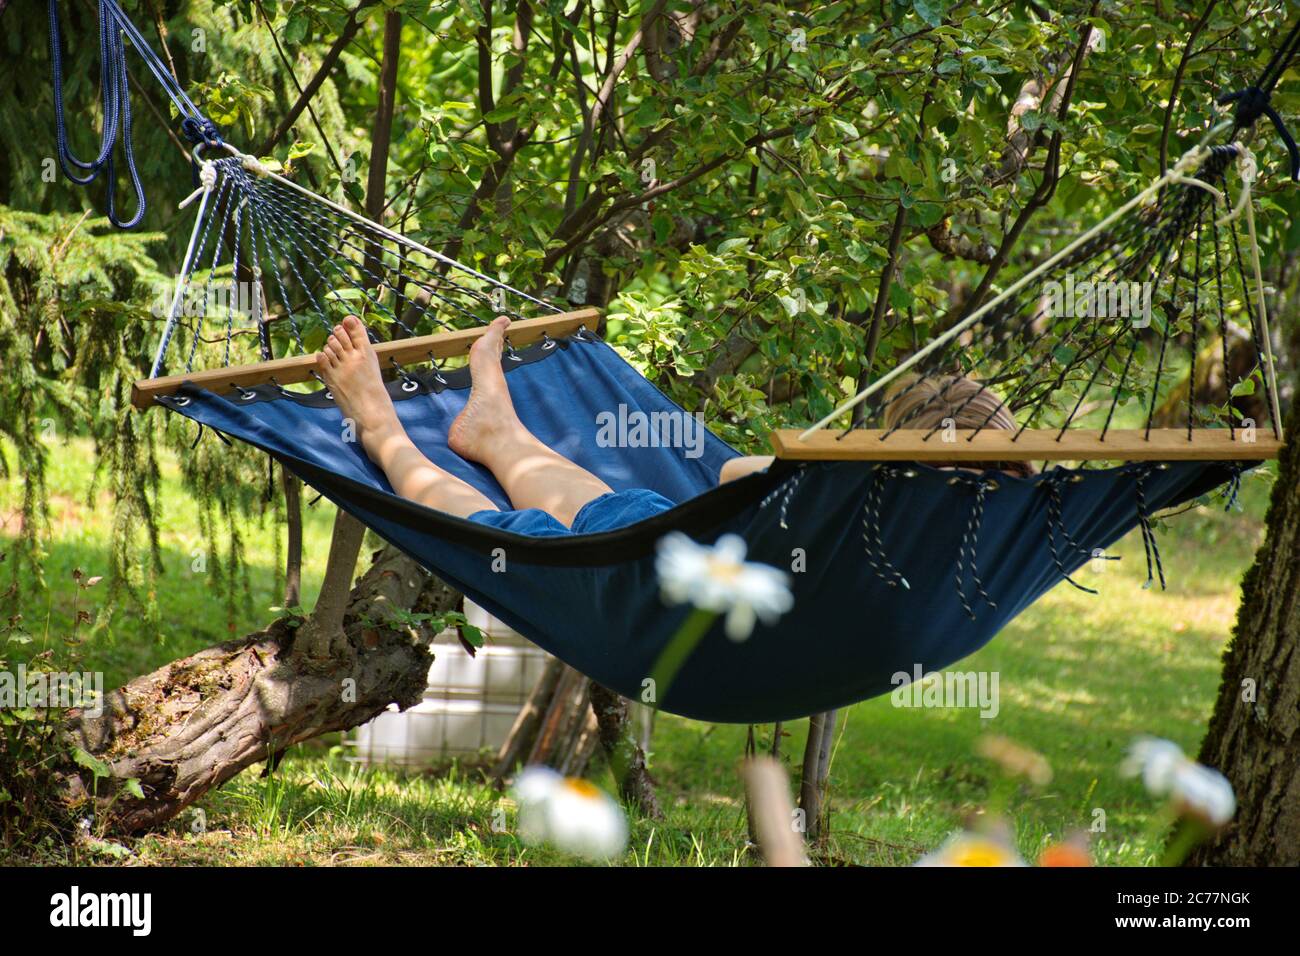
[467,488,674,537]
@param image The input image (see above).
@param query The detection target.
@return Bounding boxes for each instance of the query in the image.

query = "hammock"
[50,2,1289,722]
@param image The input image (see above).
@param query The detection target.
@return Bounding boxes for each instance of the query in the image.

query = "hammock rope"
[804,11,1300,442]
[149,149,562,384]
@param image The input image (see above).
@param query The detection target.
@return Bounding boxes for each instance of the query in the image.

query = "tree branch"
[1159,0,1219,176]
[257,0,380,156]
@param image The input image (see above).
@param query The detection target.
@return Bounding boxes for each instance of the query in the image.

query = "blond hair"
[883,375,1035,477]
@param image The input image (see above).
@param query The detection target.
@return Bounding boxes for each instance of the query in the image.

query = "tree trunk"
[293,12,403,664]
[61,546,456,834]
[493,656,564,779]
[292,512,367,662]
[799,709,837,843]
[281,468,303,608]
[589,681,662,819]
[1186,399,1299,866]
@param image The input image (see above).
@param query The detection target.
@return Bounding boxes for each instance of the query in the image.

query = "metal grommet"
[401,379,419,392]
[324,389,334,400]
[984,479,1000,492]
[239,388,257,401]
[174,396,191,407]
[505,343,523,362]
[433,372,448,386]
[541,334,557,351]
[902,469,917,478]
[947,475,961,485]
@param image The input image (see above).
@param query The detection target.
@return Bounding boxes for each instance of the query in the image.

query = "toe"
[343,315,369,348]
[329,327,350,353]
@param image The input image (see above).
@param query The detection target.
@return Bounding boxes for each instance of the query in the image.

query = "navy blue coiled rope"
[48,0,223,228]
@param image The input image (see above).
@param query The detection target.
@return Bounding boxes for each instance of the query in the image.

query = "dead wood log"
[61,546,455,834]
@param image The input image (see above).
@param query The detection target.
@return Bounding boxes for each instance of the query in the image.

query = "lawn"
[0,435,1272,866]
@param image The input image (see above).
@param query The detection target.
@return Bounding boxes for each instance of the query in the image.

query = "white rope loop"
[177,159,217,210]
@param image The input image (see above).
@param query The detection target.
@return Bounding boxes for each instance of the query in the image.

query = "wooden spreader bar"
[770,428,1283,462]
[131,309,600,409]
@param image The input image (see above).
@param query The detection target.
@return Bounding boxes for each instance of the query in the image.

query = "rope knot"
[241,154,272,178]
[178,160,217,210]
[180,116,223,148]
[1221,86,1271,127]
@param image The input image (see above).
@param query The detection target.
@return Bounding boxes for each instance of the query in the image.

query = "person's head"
[883,374,1036,478]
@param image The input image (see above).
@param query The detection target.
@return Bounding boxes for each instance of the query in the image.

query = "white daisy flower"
[1169,761,1236,827]
[1121,736,1236,827]
[512,766,628,861]
[915,831,1027,867]
[1121,737,1187,794]
[655,532,794,641]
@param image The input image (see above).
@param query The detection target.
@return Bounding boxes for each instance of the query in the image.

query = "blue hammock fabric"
[154,333,1242,723]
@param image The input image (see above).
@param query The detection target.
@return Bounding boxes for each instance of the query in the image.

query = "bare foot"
[316,315,402,454]
[448,316,525,463]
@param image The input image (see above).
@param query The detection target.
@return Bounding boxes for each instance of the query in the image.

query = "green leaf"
[912,0,943,28]
[1230,378,1256,397]
[73,747,112,779]
[913,202,944,228]
[652,211,674,244]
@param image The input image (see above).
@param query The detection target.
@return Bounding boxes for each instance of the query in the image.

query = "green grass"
[0,436,1273,866]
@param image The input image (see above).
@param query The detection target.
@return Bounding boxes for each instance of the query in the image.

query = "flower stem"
[648,608,717,708]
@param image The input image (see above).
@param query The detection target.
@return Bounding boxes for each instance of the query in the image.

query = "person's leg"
[449,317,613,528]
[719,455,774,484]
[316,316,498,519]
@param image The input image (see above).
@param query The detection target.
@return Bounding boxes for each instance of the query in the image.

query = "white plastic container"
[348,601,552,767]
